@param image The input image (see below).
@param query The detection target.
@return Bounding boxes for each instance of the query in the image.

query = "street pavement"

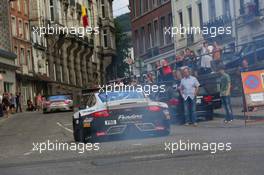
[0,111,264,175]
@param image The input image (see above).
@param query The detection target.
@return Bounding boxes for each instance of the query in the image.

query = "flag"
[81,5,89,28]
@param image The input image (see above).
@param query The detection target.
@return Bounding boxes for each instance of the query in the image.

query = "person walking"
[16,92,22,113]
[36,93,42,111]
[2,93,11,118]
[10,93,16,114]
[219,66,234,123]
[180,67,200,126]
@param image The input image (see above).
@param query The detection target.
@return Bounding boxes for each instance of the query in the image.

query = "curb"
[214,113,264,120]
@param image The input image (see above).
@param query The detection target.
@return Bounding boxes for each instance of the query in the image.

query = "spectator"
[240,59,249,72]
[218,66,234,123]
[36,93,42,111]
[16,92,22,113]
[161,59,173,82]
[190,50,198,76]
[156,61,164,83]
[10,93,16,114]
[211,41,222,72]
[180,67,200,126]
[2,93,11,118]
[200,41,213,74]
[175,51,185,69]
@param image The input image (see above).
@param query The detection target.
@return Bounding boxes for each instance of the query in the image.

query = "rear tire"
[73,121,86,143]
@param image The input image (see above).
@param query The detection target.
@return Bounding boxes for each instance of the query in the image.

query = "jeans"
[184,97,197,124]
[221,96,234,121]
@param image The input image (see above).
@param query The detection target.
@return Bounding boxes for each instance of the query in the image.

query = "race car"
[72,89,171,143]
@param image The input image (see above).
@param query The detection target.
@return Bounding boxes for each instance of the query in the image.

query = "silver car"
[43,95,74,113]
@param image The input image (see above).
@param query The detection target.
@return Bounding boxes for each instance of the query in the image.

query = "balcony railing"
[239,2,261,24]
[202,14,232,42]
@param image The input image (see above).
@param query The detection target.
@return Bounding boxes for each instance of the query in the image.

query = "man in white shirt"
[201,42,213,74]
[180,67,200,126]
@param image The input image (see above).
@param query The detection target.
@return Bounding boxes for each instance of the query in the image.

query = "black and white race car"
[73,89,171,143]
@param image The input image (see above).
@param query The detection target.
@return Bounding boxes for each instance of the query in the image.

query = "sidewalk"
[215,96,264,119]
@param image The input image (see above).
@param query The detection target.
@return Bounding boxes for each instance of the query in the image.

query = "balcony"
[202,14,233,42]
[146,47,159,59]
[238,2,262,25]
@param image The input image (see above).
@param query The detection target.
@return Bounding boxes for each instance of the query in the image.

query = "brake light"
[45,101,51,106]
[64,100,71,104]
[92,110,110,118]
[96,131,106,137]
[147,106,161,112]
[168,98,180,106]
[203,96,213,103]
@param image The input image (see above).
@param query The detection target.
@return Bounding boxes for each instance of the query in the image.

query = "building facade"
[29,0,116,103]
[235,0,264,45]
[171,0,236,55]
[129,0,174,74]
[10,0,35,106]
[0,0,17,95]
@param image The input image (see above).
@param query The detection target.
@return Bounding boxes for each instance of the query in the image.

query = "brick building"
[129,0,174,75]
[10,0,35,106]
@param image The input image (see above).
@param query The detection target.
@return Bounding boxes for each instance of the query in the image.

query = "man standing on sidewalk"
[180,67,200,126]
[219,66,234,123]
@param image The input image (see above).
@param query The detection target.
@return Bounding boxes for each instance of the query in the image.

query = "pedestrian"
[218,66,234,123]
[16,92,22,113]
[200,41,213,74]
[2,93,11,118]
[36,93,42,111]
[161,59,173,83]
[211,41,222,72]
[156,61,164,83]
[180,67,200,126]
[10,93,16,114]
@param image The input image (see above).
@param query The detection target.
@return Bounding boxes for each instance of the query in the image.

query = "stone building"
[0,0,17,94]
[30,0,116,103]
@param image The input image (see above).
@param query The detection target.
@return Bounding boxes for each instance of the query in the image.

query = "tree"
[107,18,131,80]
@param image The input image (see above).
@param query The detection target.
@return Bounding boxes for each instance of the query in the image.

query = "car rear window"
[47,95,71,101]
[98,91,144,102]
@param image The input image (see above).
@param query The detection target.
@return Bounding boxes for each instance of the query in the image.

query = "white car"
[72,89,171,143]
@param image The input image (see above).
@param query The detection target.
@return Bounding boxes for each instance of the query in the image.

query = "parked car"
[150,84,221,123]
[43,94,74,113]
[73,89,171,143]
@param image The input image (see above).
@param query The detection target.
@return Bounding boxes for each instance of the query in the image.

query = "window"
[27,50,31,70]
[223,0,230,16]
[198,3,203,28]
[103,29,108,47]
[188,7,193,27]
[134,30,139,56]
[178,11,184,38]
[11,16,16,36]
[139,27,145,53]
[14,46,18,65]
[4,82,13,93]
[144,0,149,12]
[18,20,23,38]
[147,23,153,48]
[50,0,54,21]
[24,0,28,15]
[20,48,25,65]
[160,17,165,46]
[132,0,137,17]
[139,0,143,15]
[25,22,30,41]
[17,0,21,12]
[166,13,172,44]
[10,1,15,8]
[101,0,106,18]
[153,20,159,46]
[208,0,216,20]
[53,64,56,81]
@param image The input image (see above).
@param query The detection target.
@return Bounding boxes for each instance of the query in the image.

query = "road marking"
[132,143,142,146]
[131,153,167,160]
[23,151,33,156]
[63,123,72,126]
[57,122,73,133]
